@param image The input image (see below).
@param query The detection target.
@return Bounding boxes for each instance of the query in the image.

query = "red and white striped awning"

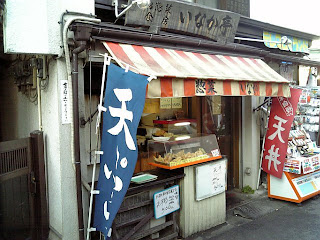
[103,42,290,98]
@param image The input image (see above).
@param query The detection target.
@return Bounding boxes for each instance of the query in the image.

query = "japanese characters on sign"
[93,63,149,239]
[125,0,240,43]
[262,88,302,179]
[160,98,172,109]
[195,159,226,201]
[154,185,180,219]
[302,157,314,174]
[60,80,71,124]
[283,158,301,175]
[194,79,260,96]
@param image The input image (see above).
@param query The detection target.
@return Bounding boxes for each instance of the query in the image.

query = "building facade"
[0,0,319,239]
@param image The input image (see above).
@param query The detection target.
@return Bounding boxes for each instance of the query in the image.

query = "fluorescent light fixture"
[175,135,191,141]
[174,122,191,127]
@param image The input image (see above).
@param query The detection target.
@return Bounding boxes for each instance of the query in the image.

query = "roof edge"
[239,16,320,41]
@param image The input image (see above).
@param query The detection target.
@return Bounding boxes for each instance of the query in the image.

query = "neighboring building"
[0,1,319,240]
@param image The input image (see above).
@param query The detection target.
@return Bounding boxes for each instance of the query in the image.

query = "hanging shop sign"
[93,63,149,238]
[262,88,302,179]
[280,63,294,82]
[263,31,309,53]
[160,98,172,109]
[172,97,182,108]
[125,0,240,43]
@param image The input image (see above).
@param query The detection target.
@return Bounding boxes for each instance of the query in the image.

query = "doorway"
[0,131,48,240]
[201,96,241,189]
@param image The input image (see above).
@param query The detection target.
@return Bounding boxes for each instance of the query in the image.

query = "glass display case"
[148,134,222,169]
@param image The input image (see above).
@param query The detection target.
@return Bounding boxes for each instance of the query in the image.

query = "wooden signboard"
[219,0,250,17]
[125,0,240,43]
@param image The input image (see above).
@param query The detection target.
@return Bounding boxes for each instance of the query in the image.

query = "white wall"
[4,0,95,55]
[44,59,86,240]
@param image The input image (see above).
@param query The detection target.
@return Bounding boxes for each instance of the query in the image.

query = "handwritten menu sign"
[196,159,226,201]
[172,97,182,108]
[160,98,172,109]
[154,185,180,219]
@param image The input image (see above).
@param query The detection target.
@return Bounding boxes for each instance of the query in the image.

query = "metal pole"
[256,102,271,190]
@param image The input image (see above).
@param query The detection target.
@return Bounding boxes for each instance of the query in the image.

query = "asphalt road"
[187,195,320,240]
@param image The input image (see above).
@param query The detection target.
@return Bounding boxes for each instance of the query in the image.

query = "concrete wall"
[4,0,95,55]
[0,58,38,141]
[2,0,97,238]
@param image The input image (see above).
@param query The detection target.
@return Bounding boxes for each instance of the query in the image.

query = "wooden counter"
[111,169,184,240]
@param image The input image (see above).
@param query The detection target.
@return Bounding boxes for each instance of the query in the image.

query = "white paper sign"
[172,98,182,108]
[160,98,172,109]
[154,185,180,219]
[60,80,71,124]
[211,149,221,157]
[195,159,226,201]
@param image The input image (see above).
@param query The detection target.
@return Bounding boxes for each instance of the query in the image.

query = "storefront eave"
[71,22,270,59]
[238,16,320,42]
[73,22,320,68]
[266,53,320,67]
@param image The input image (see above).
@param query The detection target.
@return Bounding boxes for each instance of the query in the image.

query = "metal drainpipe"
[72,41,87,240]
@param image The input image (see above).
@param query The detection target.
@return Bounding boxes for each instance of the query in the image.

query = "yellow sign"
[263,31,309,53]
[143,99,160,113]
[160,98,172,109]
[172,98,182,109]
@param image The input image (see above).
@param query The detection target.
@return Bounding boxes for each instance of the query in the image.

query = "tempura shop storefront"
[82,2,291,239]
[86,40,291,239]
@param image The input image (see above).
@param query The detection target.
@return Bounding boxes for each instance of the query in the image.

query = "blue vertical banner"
[93,63,149,238]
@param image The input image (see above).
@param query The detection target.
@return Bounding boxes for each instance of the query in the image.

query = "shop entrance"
[201,96,241,189]
[136,96,241,190]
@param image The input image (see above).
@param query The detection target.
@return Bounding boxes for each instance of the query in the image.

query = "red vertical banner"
[262,88,302,179]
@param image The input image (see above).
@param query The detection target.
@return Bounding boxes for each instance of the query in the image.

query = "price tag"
[211,149,220,157]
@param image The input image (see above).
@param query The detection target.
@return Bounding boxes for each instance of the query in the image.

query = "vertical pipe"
[37,74,43,131]
[72,43,87,240]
